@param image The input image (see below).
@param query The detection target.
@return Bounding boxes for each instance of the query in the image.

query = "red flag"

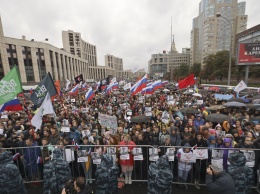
[178,74,195,89]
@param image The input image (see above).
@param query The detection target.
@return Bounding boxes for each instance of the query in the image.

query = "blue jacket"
[23,142,41,171]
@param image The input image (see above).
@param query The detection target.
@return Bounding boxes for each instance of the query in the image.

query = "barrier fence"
[3,145,260,189]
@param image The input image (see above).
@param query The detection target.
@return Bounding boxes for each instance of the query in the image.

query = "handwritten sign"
[98,113,118,129]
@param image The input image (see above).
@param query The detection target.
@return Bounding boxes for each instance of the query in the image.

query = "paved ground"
[26,182,259,194]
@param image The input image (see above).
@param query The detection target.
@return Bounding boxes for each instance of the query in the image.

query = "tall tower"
[190,0,247,65]
[170,35,178,54]
[0,16,4,37]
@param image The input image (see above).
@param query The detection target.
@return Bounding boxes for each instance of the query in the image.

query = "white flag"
[110,77,116,84]
[65,79,71,91]
[123,83,131,90]
[31,92,55,130]
[132,66,139,73]
[234,80,247,93]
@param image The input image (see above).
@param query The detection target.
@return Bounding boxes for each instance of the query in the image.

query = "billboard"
[237,43,260,65]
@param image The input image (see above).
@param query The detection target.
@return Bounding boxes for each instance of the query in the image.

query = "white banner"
[123,83,131,90]
[98,113,118,129]
[132,66,139,73]
[193,149,208,159]
[180,153,196,163]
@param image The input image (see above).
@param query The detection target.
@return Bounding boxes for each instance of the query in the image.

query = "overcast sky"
[0,0,259,72]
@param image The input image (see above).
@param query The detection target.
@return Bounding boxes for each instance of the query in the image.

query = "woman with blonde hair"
[119,134,136,184]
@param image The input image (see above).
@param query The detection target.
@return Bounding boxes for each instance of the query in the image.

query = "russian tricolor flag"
[141,86,154,95]
[85,87,95,102]
[69,84,79,95]
[82,83,87,91]
[152,80,162,91]
[13,153,21,161]
[112,82,119,90]
[0,98,23,112]
[95,81,100,91]
[162,81,169,86]
[106,84,113,95]
[130,81,140,93]
[132,74,148,96]
[37,156,43,164]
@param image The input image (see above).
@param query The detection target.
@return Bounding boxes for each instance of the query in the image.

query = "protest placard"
[98,113,118,129]
[193,149,208,159]
[180,153,196,163]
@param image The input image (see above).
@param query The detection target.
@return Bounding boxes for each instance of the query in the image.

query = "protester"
[119,134,136,184]
[177,143,192,189]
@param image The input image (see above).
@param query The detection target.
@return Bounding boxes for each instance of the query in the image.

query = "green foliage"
[190,63,201,77]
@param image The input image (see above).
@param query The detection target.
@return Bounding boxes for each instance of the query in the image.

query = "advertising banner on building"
[237,43,260,65]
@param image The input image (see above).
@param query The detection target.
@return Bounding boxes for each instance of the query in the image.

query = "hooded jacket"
[95,153,119,194]
[227,153,254,194]
[0,151,27,194]
[148,155,173,194]
[43,148,71,194]
[220,138,233,170]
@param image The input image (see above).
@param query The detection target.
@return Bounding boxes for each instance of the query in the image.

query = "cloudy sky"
[0,0,259,71]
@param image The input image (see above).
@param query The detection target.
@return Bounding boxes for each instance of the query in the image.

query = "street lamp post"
[216,13,232,86]
[31,38,48,81]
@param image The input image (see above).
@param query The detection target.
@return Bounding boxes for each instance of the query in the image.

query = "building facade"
[0,18,87,85]
[105,54,124,79]
[0,16,146,85]
[190,0,248,65]
[148,36,190,77]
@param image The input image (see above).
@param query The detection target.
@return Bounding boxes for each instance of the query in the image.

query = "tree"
[178,63,190,78]
[190,63,201,77]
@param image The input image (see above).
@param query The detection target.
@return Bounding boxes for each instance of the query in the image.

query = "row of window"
[3,44,86,82]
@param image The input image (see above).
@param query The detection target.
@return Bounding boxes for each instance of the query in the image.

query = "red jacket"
[119,141,136,166]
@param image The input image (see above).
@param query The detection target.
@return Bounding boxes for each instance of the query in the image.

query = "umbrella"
[192,93,202,97]
[131,115,150,123]
[252,99,260,104]
[180,107,199,114]
[208,105,225,110]
[223,102,247,107]
[206,113,230,123]
[227,97,249,103]
[208,86,220,91]
[247,104,260,110]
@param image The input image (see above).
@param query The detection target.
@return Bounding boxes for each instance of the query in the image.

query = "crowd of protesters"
[0,81,260,194]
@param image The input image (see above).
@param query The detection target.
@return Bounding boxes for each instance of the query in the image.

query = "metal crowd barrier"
[2,145,260,189]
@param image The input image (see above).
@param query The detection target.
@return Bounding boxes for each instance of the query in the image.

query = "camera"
[64,179,76,194]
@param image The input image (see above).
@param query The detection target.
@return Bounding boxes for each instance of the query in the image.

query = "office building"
[0,16,145,84]
[148,36,190,77]
[190,0,248,65]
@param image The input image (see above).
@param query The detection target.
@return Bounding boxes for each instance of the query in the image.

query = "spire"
[170,34,178,54]
[0,16,4,37]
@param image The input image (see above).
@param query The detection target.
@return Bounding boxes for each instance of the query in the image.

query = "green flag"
[0,66,23,105]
